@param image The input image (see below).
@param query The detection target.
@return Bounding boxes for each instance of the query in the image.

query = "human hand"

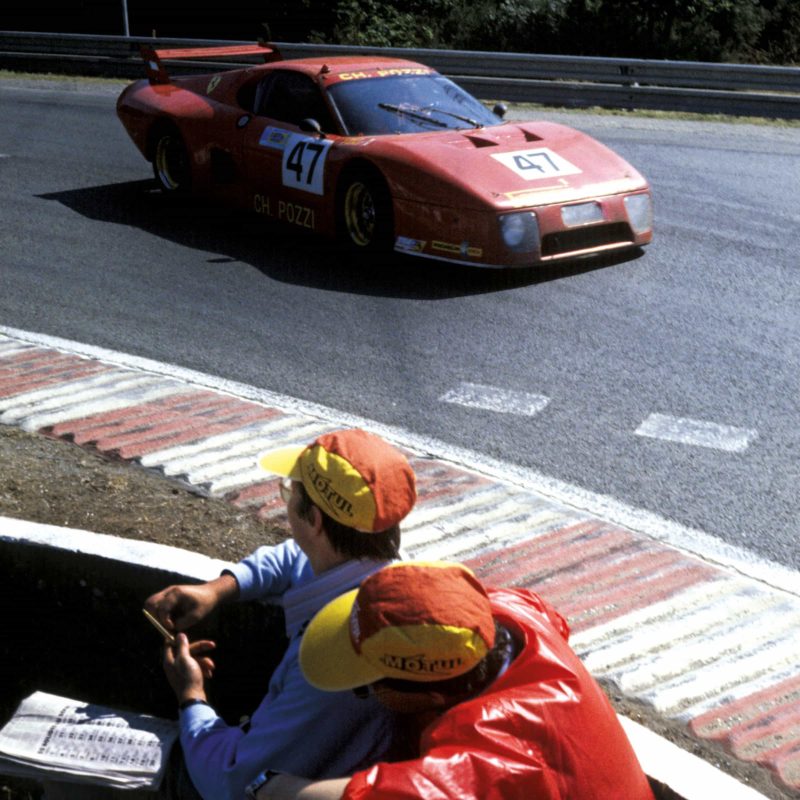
[145,582,219,632]
[254,774,349,800]
[163,633,217,703]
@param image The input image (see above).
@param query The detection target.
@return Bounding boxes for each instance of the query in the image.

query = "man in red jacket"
[248,560,655,800]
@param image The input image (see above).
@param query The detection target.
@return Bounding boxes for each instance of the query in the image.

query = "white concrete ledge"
[1,515,232,581]
[620,716,769,800]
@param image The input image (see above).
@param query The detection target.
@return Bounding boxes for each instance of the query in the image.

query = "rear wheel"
[337,168,393,252]
[152,130,191,193]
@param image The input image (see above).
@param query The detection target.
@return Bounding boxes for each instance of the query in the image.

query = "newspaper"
[0,691,178,789]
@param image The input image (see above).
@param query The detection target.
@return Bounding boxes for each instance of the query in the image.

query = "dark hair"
[295,481,401,561]
[375,622,519,704]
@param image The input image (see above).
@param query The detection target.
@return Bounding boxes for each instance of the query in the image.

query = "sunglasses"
[279,477,293,504]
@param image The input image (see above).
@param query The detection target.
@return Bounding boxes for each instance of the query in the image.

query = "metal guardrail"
[1,30,799,119]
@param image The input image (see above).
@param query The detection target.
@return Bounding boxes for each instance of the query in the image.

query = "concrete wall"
[2,518,285,726]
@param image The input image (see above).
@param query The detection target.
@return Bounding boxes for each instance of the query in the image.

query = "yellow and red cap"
[258,429,416,533]
[299,561,495,692]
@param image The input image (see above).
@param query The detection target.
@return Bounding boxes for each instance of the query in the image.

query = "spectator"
[145,429,417,800]
[251,561,656,800]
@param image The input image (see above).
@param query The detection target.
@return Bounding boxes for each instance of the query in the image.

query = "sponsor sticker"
[206,75,222,94]
[491,147,582,181]
[395,236,426,253]
[430,241,482,259]
[432,241,462,255]
[259,127,291,150]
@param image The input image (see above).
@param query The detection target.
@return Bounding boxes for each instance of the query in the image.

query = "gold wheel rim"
[155,137,181,190]
[344,182,375,247]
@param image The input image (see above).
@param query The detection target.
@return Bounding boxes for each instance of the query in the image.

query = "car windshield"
[326,73,502,135]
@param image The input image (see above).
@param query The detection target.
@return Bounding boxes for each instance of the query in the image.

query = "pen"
[142,608,176,646]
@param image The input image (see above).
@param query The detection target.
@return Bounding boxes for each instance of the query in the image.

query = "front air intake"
[541,222,633,257]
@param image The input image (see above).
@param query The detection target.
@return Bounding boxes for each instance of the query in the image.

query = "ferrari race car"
[117,42,653,268]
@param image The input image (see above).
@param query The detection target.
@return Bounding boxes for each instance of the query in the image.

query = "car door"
[240,70,338,236]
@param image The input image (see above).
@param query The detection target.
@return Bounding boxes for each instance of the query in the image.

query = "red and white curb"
[1,328,797,798]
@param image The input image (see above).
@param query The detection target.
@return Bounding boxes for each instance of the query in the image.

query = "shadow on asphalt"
[39,179,647,300]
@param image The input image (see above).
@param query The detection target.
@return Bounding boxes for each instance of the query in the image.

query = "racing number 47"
[286,140,326,185]
[281,133,331,195]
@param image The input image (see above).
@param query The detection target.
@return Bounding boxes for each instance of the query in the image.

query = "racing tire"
[152,129,192,194]
[337,168,394,253]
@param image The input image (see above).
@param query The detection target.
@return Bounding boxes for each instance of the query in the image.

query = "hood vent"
[518,126,543,142]
[464,134,499,148]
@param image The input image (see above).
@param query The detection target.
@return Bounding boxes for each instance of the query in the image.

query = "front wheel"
[152,130,191,193]
[337,169,394,252]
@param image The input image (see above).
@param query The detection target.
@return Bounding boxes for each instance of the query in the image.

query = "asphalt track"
[1,327,798,799]
[2,79,800,572]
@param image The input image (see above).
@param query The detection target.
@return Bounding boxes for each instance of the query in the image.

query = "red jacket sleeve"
[343,748,561,800]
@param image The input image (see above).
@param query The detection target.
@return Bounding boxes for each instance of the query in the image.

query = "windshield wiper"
[377,103,449,128]
[422,105,482,128]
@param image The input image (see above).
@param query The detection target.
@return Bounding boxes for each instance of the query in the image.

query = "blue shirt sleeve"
[226,539,311,601]
[179,636,394,800]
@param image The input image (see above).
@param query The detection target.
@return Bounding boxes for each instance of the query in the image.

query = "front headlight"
[624,193,653,235]
[498,212,539,253]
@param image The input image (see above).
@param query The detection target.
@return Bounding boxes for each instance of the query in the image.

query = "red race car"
[117,42,653,268]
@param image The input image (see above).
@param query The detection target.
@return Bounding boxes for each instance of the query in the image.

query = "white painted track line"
[635,413,758,452]
[438,382,550,416]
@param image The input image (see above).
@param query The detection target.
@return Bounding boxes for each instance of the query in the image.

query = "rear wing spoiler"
[140,42,281,85]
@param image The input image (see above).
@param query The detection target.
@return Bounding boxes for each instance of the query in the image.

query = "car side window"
[255,71,335,132]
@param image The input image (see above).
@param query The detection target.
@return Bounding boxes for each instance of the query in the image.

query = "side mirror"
[493,103,508,119]
[299,118,325,137]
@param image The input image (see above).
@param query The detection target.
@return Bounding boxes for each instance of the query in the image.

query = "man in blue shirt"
[145,428,417,800]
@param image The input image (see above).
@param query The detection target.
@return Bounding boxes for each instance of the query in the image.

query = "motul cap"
[299,561,495,691]
[258,428,416,533]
